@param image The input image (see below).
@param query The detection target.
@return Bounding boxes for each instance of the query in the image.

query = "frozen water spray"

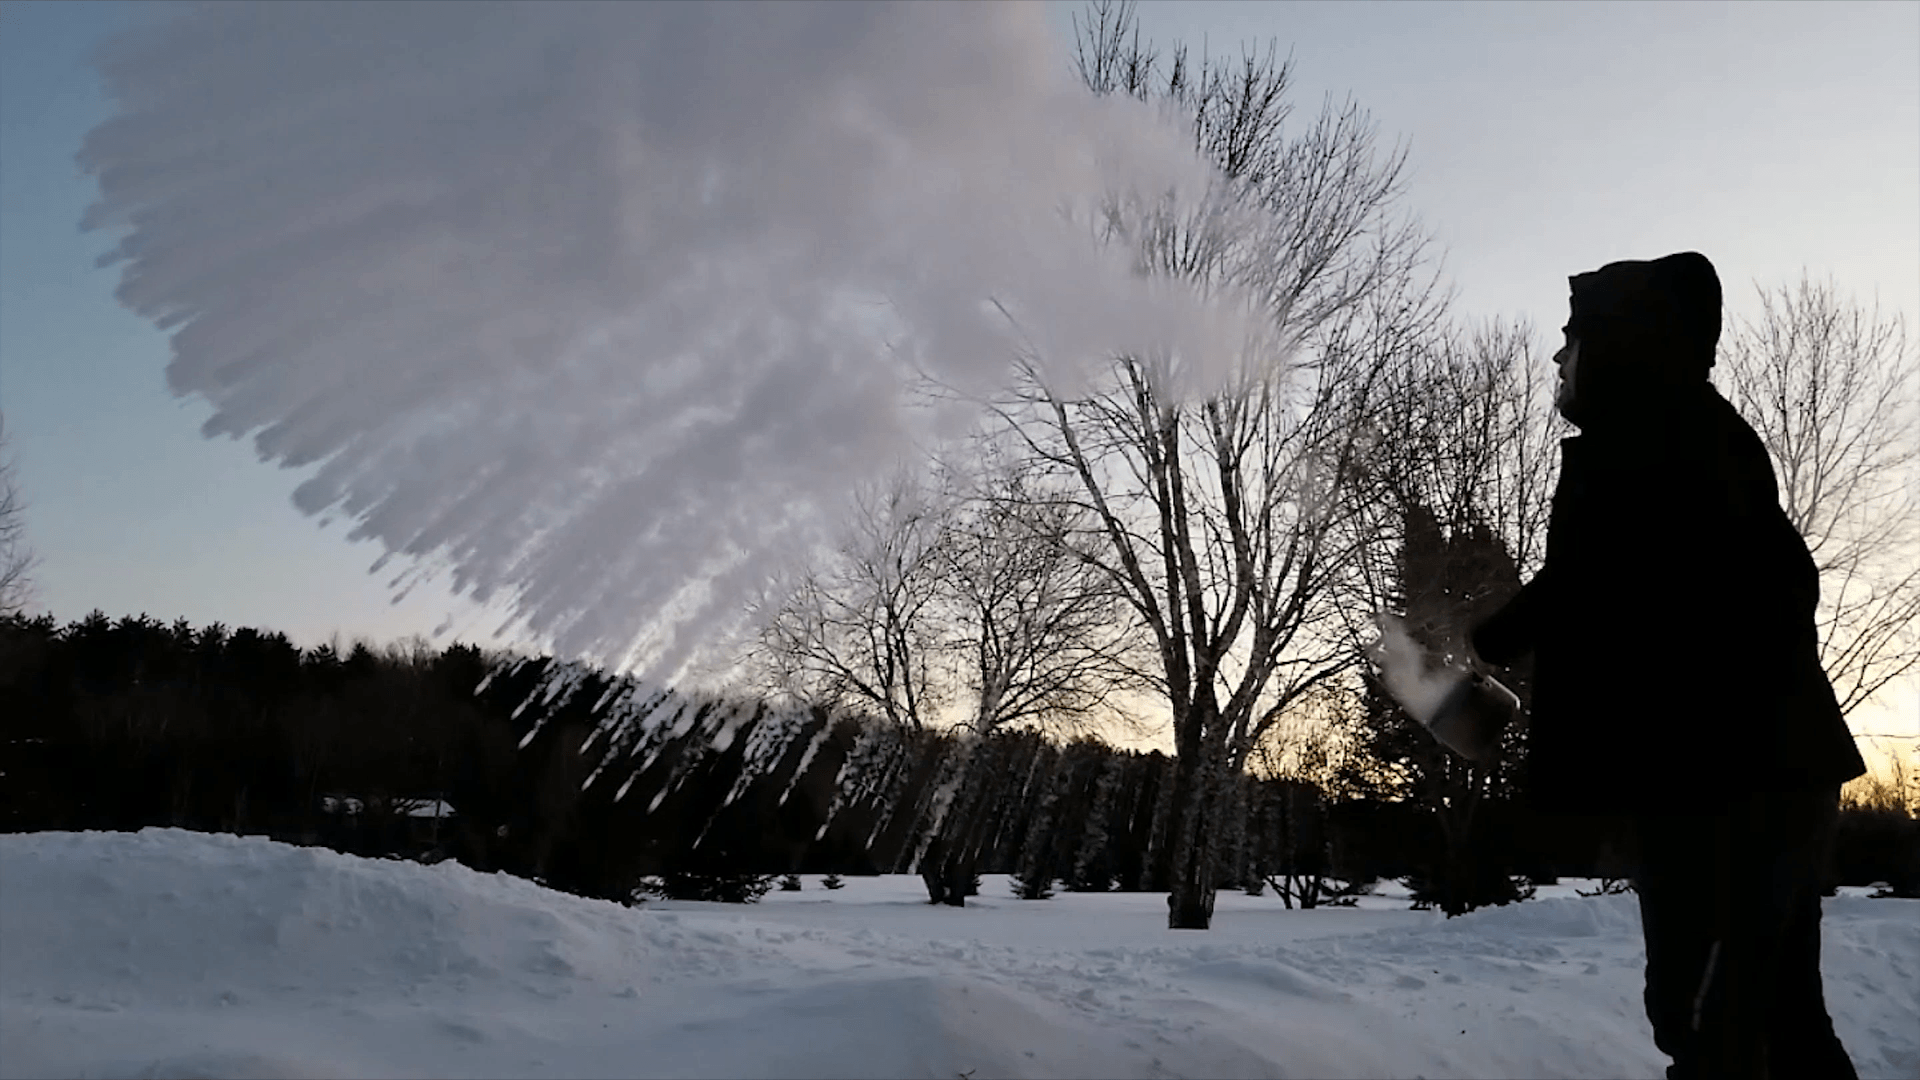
[1369,615,1458,727]
[1370,614,1519,764]
[80,1,1257,681]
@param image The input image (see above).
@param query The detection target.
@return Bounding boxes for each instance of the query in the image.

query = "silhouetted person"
[1471,252,1865,1079]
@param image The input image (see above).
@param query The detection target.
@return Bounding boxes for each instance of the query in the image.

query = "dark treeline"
[3,611,1913,908]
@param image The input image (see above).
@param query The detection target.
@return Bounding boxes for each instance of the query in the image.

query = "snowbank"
[2,829,1914,1079]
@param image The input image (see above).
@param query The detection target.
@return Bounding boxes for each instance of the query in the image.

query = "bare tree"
[1251,664,1393,801]
[1340,318,1561,665]
[1718,275,1920,716]
[753,447,1147,907]
[978,0,1440,929]
[1244,680,1384,909]
[0,416,35,618]
[754,471,950,729]
[935,449,1144,738]
[754,451,1142,741]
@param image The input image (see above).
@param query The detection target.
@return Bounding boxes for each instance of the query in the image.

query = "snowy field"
[1,829,1914,1080]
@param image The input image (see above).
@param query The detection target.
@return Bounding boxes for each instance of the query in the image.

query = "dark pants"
[1631,786,1857,1080]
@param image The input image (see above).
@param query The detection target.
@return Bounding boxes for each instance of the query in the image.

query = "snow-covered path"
[2,829,1914,1079]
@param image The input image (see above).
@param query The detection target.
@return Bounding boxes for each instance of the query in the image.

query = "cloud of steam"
[1369,614,1462,727]
[80,1,1256,676]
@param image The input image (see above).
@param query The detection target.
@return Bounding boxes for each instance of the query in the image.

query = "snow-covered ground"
[1,829,1914,1080]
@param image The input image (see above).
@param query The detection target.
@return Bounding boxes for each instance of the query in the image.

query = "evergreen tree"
[638,871,776,903]
[1010,742,1065,899]
[1361,501,1532,916]
[1066,754,1124,892]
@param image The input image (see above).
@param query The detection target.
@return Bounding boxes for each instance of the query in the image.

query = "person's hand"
[1463,636,1493,677]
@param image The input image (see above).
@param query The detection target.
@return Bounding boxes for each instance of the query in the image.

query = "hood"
[1562,251,1722,430]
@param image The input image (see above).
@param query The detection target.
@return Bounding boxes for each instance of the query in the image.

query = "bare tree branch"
[0,416,36,618]
[751,449,1144,743]
[1718,275,1920,716]
[752,470,950,729]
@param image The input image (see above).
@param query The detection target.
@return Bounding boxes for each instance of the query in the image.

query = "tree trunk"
[1165,731,1221,929]
[920,834,949,905]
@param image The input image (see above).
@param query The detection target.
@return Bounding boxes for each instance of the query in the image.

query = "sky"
[1,1,1915,740]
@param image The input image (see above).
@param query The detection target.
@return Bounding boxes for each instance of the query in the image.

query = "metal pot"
[1424,670,1522,764]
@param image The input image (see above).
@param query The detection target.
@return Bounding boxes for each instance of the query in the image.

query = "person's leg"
[1692,785,1859,1079]
[1632,811,1719,1078]
[1692,796,1769,1079]
[1634,787,1858,1080]
[1760,786,1857,1079]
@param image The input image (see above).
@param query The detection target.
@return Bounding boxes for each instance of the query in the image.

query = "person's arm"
[1470,564,1552,666]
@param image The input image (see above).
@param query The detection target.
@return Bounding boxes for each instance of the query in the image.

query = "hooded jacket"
[1472,252,1865,814]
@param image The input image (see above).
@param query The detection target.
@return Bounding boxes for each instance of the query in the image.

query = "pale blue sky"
[2,1,1915,733]
[1,0,514,647]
